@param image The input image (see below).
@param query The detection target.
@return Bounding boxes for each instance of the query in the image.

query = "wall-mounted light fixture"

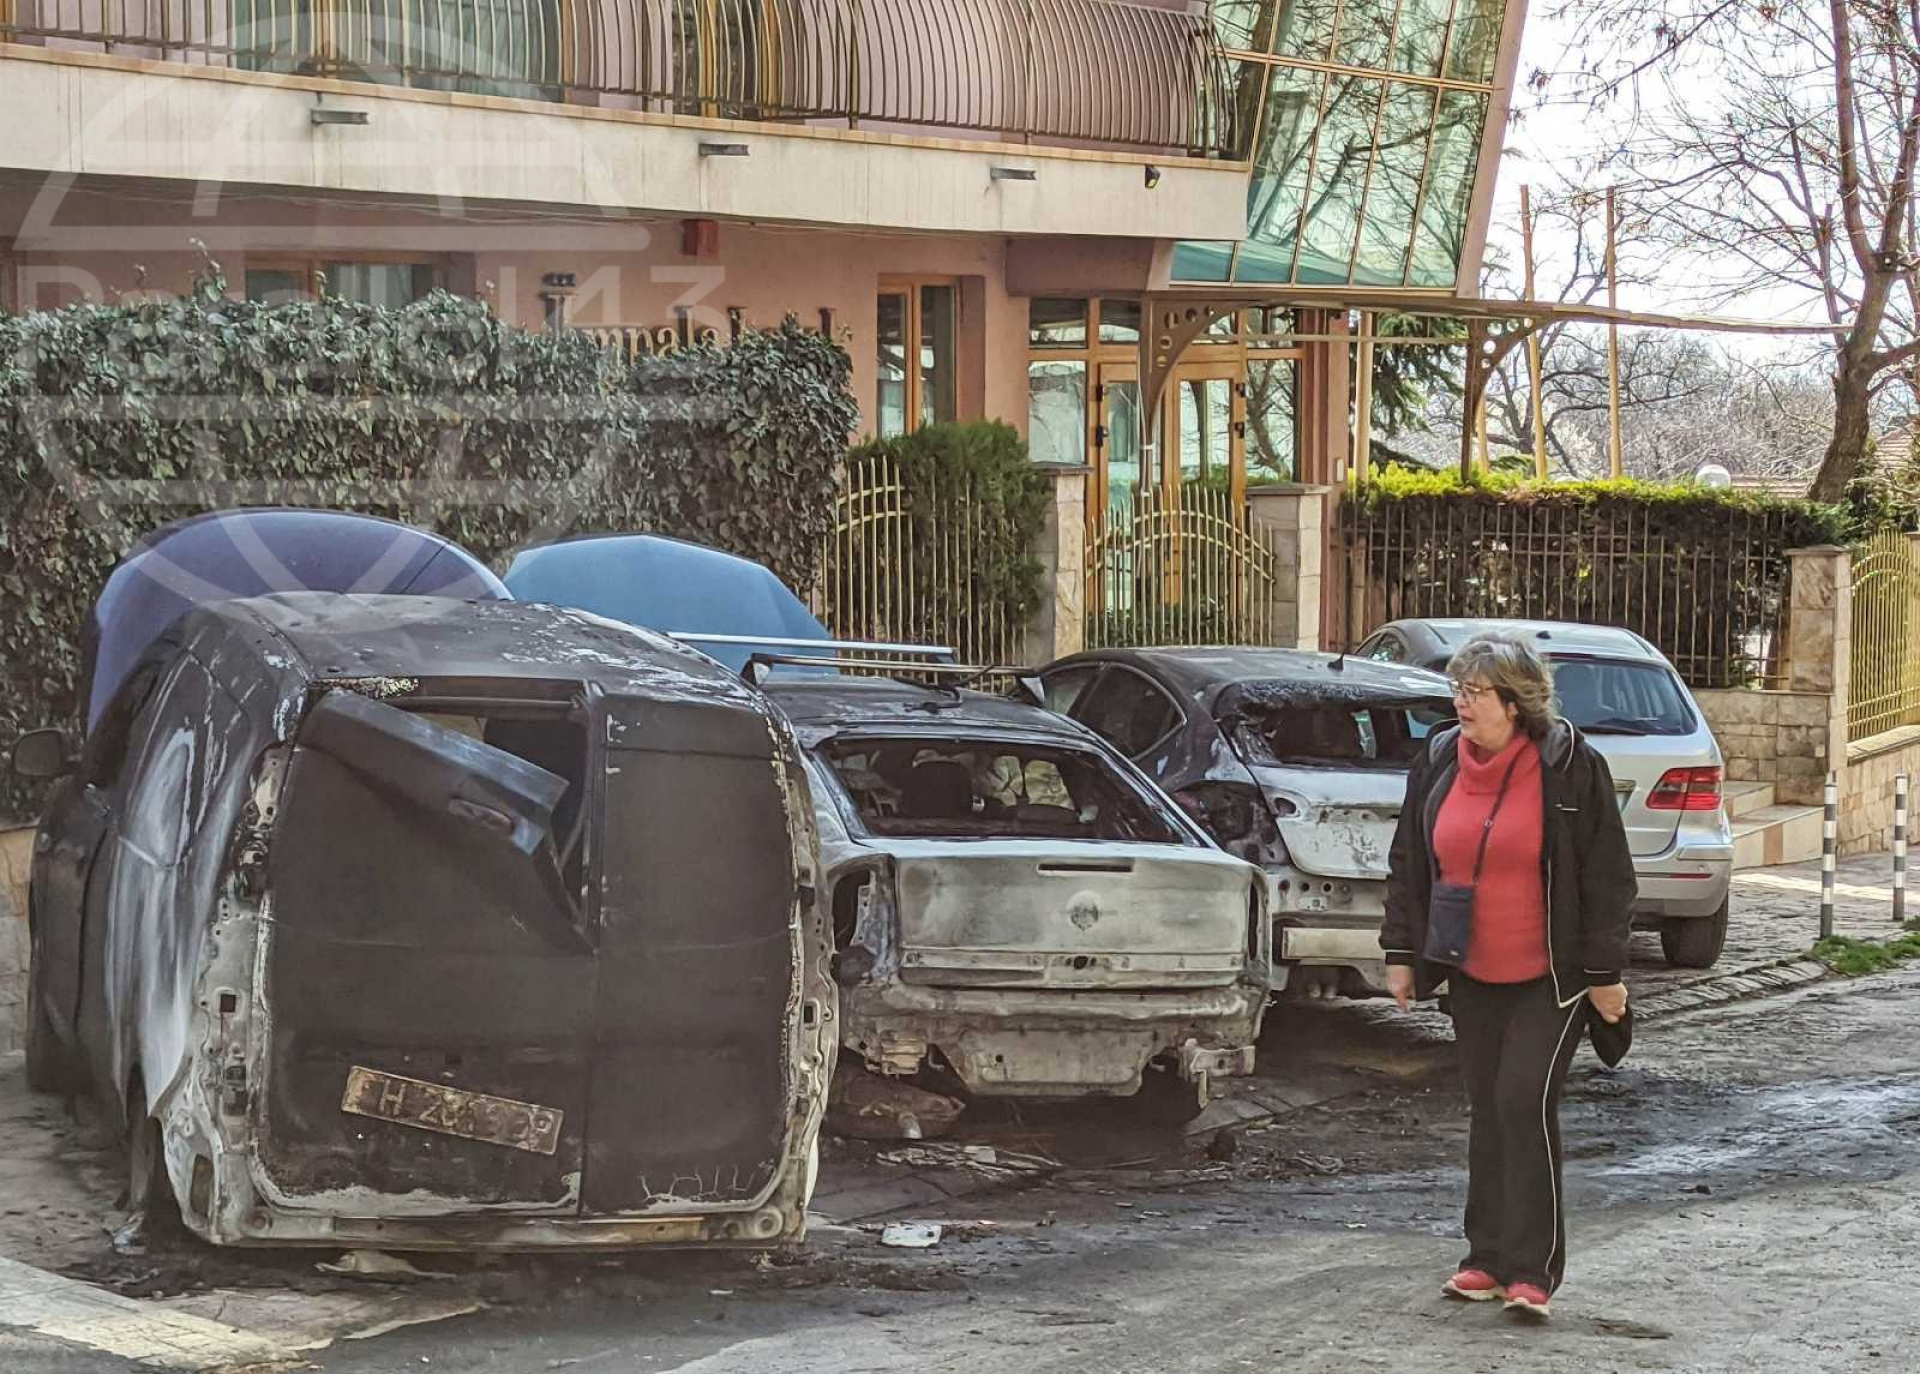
[699,141,751,157]
[989,166,1038,182]
[1144,164,1163,190]
[310,108,369,126]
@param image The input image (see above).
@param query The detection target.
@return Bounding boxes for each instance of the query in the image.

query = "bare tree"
[1547,0,1920,500]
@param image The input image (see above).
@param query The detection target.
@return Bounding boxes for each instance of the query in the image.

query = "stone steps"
[1732,803,1827,870]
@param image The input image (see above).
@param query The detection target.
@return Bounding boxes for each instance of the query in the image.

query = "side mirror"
[1016,674,1048,708]
[11,728,76,780]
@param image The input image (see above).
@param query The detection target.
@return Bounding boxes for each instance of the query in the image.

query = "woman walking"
[1380,630,1636,1320]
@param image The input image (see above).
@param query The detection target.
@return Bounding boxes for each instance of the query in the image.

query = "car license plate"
[341,1066,563,1156]
[1615,783,1634,812]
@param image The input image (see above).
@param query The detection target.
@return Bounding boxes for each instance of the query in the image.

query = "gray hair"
[1446,631,1558,739]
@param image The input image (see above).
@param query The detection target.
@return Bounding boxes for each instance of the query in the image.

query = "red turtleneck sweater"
[1433,732,1551,984]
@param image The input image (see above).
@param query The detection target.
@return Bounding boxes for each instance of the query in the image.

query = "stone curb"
[1633,958,1833,1022]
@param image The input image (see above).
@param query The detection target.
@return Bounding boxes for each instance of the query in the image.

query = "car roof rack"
[667,634,1042,701]
[669,633,959,660]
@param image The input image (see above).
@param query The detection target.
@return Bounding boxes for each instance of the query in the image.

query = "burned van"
[17,593,834,1250]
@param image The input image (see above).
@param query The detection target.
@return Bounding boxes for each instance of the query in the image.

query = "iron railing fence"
[4,0,1236,154]
[1086,483,1282,650]
[1338,500,1802,690]
[811,448,1030,670]
[1849,528,1920,742]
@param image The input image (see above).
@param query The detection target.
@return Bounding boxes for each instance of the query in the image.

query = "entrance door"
[1092,363,1143,516]
[1166,365,1245,508]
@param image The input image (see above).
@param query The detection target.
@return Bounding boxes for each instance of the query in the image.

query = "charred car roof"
[1055,646,1454,718]
[167,591,765,706]
[766,677,1107,749]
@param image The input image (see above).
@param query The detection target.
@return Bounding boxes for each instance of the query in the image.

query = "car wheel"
[23,911,76,1095]
[1661,899,1729,969]
[1132,1064,1211,1127]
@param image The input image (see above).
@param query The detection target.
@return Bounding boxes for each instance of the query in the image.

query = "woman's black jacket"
[1379,720,1639,1007]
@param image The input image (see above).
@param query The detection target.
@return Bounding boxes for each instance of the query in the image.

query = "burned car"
[503,535,1270,1118]
[1040,649,1455,1000]
[772,676,1270,1118]
[17,591,834,1250]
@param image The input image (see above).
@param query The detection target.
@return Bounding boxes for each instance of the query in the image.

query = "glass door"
[1168,364,1245,507]
[1093,363,1143,515]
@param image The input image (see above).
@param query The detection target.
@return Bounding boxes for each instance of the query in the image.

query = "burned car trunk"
[1039,648,1454,1001]
[32,592,832,1250]
[772,679,1269,1110]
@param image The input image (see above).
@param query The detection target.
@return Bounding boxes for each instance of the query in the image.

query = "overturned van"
[18,593,834,1250]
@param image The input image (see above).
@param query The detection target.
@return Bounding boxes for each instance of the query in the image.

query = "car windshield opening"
[818,736,1185,843]
[1548,657,1695,736]
[1231,698,1454,770]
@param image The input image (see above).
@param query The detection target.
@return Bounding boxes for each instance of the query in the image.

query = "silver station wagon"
[1356,618,1734,968]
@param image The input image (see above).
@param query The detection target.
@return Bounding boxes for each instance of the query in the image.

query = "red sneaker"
[1441,1269,1505,1302]
[1504,1282,1551,1319]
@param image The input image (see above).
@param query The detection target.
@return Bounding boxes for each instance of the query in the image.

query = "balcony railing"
[3,0,1237,156]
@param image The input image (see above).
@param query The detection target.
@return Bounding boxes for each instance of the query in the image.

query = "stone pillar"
[1787,545,1852,794]
[1248,483,1330,650]
[1023,465,1089,664]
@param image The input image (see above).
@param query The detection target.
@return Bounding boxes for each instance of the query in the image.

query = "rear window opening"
[818,736,1184,843]
[337,677,593,900]
[1231,699,1453,770]
[1547,658,1696,737]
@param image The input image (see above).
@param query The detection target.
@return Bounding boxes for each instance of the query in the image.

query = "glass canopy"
[1177,0,1508,291]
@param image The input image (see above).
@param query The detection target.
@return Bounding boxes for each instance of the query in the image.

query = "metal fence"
[1338,499,1804,689]
[1086,484,1282,649]
[5,0,1235,154]
[1849,529,1920,742]
[811,448,1029,668]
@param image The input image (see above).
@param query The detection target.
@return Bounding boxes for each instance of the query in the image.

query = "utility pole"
[1521,184,1549,480]
[1606,186,1624,480]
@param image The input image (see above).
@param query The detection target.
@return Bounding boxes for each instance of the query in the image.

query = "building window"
[1183,0,1507,290]
[1028,361,1089,466]
[245,260,442,306]
[876,279,959,439]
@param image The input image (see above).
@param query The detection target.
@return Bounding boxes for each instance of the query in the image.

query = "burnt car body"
[1040,649,1455,999]
[503,536,1269,1108]
[21,592,834,1250]
[773,678,1269,1106]
[81,508,508,729]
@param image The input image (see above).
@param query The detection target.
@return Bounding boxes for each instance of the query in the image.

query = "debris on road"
[879,1222,944,1249]
[830,1066,967,1141]
[316,1251,446,1283]
[875,1142,1060,1181]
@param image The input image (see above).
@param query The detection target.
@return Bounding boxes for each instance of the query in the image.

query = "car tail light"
[1646,766,1723,812]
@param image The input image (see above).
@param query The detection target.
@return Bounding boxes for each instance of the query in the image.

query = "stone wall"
[1843,725,1920,858]
[1694,689,1835,806]
[1248,484,1328,651]
[1,827,32,1054]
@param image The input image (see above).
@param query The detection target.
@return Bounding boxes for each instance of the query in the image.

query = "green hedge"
[1345,466,1856,687]
[0,276,858,818]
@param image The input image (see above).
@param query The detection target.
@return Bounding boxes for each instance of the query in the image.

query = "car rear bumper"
[1631,839,1733,921]
[841,981,1266,1096]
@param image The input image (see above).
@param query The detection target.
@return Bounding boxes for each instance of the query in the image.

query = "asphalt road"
[7,958,1920,1374]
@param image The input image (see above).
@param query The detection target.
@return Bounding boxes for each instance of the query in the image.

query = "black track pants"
[1449,972,1590,1294]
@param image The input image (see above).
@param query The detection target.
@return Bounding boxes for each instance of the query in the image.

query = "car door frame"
[1046,659,1188,772]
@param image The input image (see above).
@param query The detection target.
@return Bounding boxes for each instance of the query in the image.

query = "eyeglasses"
[1449,679,1498,702]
